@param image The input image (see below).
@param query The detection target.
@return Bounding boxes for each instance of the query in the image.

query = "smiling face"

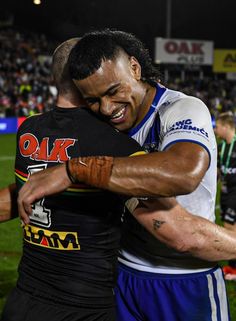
[73,51,154,132]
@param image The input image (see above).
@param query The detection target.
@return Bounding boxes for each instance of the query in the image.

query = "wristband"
[65,160,76,184]
[67,156,114,188]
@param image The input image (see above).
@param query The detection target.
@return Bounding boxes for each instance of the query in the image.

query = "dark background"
[0,0,235,53]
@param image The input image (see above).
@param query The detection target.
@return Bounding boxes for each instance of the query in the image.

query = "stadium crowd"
[169,77,236,119]
[0,28,58,118]
[0,28,236,118]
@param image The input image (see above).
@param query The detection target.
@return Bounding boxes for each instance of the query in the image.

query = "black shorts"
[221,193,236,224]
[0,286,116,321]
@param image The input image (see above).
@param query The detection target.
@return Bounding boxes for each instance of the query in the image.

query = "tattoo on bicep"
[153,219,165,230]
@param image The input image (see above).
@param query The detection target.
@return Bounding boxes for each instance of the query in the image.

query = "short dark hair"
[69,29,160,86]
[52,38,79,94]
[217,112,235,129]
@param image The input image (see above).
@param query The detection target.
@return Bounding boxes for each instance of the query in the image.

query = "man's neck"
[225,130,236,144]
[135,84,156,127]
[56,95,79,108]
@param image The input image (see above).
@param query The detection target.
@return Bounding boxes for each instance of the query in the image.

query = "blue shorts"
[115,263,230,321]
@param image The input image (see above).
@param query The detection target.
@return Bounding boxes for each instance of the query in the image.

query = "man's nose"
[100,97,115,116]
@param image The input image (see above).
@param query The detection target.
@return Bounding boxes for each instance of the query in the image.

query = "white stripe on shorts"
[214,268,229,321]
[207,273,217,321]
[207,268,229,321]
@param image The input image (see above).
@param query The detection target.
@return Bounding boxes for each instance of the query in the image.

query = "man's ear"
[129,56,141,80]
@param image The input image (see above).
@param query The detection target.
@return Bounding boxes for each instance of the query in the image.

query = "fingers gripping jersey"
[120,84,218,272]
[15,107,143,307]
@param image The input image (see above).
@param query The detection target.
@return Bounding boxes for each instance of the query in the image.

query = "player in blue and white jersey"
[18,30,235,321]
[116,83,223,321]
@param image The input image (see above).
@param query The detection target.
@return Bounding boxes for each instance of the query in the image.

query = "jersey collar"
[128,83,166,136]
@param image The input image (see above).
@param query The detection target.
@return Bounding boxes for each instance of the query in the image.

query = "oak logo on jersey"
[168,118,209,138]
[19,133,76,162]
[24,225,80,250]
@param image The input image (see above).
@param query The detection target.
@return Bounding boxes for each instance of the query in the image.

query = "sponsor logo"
[168,118,209,138]
[177,56,204,64]
[19,133,76,162]
[224,53,236,67]
[24,225,80,250]
[162,100,172,107]
[164,41,205,64]
[221,165,236,175]
[165,41,204,55]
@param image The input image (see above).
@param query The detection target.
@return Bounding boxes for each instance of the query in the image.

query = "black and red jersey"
[15,106,143,307]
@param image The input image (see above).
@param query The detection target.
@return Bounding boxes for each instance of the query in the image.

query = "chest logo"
[19,133,76,162]
[168,119,209,138]
[24,225,80,250]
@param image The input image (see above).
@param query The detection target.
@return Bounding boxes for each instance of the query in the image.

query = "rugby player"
[18,30,233,321]
[215,112,236,280]
[0,38,144,321]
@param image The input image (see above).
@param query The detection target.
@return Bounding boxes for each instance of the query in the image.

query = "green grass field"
[0,134,22,313]
[1,134,236,318]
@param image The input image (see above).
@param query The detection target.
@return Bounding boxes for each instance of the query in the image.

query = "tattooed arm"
[126,197,236,262]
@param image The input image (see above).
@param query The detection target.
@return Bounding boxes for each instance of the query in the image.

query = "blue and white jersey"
[119,83,218,273]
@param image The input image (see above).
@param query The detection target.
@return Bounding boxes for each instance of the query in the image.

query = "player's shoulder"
[77,107,108,123]
[77,107,119,132]
[177,96,211,119]
[17,109,58,137]
[160,91,209,118]
[177,95,207,107]
[169,92,207,109]
[17,113,43,131]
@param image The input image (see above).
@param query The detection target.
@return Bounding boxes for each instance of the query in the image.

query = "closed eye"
[85,98,100,106]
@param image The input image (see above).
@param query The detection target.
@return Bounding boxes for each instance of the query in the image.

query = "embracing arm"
[129,197,236,262]
[0,183,18,222]
[107,142,209,197]
[67,141,209,197]
[17,142,208,224]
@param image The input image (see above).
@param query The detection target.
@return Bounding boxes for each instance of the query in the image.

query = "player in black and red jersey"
[0,38,144,321]
[215,112,236,279]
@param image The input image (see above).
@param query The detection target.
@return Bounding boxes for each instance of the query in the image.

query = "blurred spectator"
[168,77,236,119]
[215,112,236,279]
[0,28,57,117]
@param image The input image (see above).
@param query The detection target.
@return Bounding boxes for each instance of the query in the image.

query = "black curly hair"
[68,29,160,86]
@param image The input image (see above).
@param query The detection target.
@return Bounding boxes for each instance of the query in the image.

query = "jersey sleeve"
[160,96,214,159]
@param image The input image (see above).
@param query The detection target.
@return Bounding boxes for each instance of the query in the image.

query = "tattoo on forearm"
[153,219,165,230]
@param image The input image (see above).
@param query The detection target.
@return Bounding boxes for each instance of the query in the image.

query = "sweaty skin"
[66,142,208,196]
[108,142,209,196]
[130,197,236,262]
